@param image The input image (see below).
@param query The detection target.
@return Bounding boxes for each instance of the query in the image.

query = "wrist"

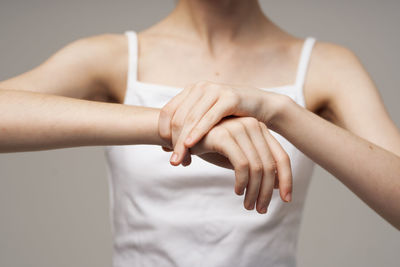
[262,93,298,133]
[125,106,171,148]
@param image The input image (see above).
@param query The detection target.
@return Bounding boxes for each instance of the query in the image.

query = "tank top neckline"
[124,30,316,106]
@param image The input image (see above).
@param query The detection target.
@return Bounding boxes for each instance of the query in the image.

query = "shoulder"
[0,33,129,102]
[311,40,362,75]
[63,33,127,57]
[49,33,127,73]
[62,33,128,75]
[305,39,368,113]
[59,33,129,102]
[64,33,130,102]
[44,33,128,84]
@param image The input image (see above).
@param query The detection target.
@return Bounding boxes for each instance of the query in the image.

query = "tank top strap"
[294,37,316,107]
[124,31,138,104]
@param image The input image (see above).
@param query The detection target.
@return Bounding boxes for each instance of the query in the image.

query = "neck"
[166,0,270,52]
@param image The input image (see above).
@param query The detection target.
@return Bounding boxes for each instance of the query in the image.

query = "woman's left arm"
[274,42,400,230]
[159,42,400,229]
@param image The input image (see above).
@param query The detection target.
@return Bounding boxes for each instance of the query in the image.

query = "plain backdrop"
[1,0,399,266]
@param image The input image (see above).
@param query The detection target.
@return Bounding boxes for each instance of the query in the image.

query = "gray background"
[0,0,399,266]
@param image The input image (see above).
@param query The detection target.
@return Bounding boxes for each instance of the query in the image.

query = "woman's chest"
[108,34,322,113]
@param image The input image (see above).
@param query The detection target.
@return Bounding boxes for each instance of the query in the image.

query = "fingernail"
[245,202,252,210]
[285,192,292,202]
[170,152,178,163]
[260,206,267,214]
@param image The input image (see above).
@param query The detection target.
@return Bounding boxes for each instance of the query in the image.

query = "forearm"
[0,89,167,152]
[273,99,400,229]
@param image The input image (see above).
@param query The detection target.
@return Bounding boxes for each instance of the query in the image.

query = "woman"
[1,0,399,266]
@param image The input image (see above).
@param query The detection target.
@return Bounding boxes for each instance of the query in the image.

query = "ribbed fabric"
[104,31,317,267]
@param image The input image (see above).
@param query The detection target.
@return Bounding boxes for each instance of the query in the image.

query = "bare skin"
[0,0,399,227]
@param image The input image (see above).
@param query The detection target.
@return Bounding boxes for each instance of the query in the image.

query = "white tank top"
[104,31,317,267]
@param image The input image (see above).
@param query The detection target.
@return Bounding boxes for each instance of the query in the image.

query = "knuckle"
[213,126,230,139]
[222,91,239,111]
[207,141,218,153]
[185,113,196,124]
[236,117,256,128]
[277,153,290,165]
[265,161,278,174]
[258,121,268,130]
[237,158,249,170]
[243,117,260,128]
[230,120,245,133]
[251,163,263,175]
[171,117,183,130]
[189,127,199,138]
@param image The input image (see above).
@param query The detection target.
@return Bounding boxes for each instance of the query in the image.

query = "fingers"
[259,122,293,202]
[243,118,276,214]
[227,120,263,211]
[158,84,193,143]
[211,127,249,196]
[183,95,239,148]
[168,86,203,165]
[171,91,218,165]
[160,82,241,168]
[162,145,192,166]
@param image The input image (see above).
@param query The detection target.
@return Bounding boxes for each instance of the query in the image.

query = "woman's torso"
[103,30,317,267]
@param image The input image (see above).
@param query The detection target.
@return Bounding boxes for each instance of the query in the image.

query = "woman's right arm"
[0,34,169,152]
[0,89,169,152]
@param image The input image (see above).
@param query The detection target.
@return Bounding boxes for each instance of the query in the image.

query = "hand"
[158,80,289,166]
[179,116,293,213]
